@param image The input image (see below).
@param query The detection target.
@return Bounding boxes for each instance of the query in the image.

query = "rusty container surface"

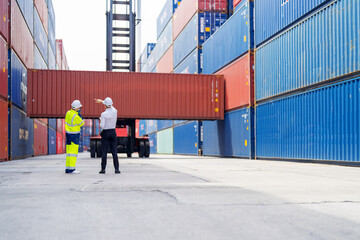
[27,70,224,120]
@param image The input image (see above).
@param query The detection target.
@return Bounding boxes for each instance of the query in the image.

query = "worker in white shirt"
[94,97,120,174]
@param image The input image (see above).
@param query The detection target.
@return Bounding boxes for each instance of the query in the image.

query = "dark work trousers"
[100,129,119,171]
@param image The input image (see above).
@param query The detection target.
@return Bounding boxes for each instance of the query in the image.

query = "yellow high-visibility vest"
[65,109,84,134]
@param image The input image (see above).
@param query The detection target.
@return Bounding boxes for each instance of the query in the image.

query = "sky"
[52,0,166,71]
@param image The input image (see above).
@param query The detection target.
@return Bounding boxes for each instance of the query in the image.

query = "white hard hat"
[71,100,82,109]
[103,97,113,107]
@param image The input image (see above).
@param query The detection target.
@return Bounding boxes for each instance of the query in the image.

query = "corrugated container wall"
[174,48,202,74]
[157,128,173,154]
[156,0,181,39]
[149,133,157,154]
[139,120,146,136]
[157,45,173,73]
[173,121,200,155]
[202,1,253,74]
[47,0,55,29]
[27,71,225,120]
[48,127,56,154]
[48,18,56,54]
[173,12,227,68]
[11,0,34,69]
[0,0,8,41]
[157,120,173,131]
[48,118,56,129]
[16,0,34,36]
[203,107,254,158]
[155,20,172,62]
[34,45,47,69]
[10,105,34,159]
[0,99,8,160]
[216,52,254,111]
[34,7,48,65]
[56,131,63,154]
[34,119,48,156]
[0,36,7,99]
[255,0,360,101]
[146,120,157,134]
[256,76,360,162]
[140,43,155,71]
[10,50,27,111]
[48,42,56,70]
[55,39,62,69]
[173,0,228,40]
[255,0,331,47]
[34,0,48,34]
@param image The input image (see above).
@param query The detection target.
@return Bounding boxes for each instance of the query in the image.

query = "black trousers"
[100,129,119,171]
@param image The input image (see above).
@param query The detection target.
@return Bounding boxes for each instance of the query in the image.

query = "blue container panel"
[203,108,252,157]
[256,76,360,162]
[48,44,56,70]
[157,120,173,131]
[10,50,27,111]
[34,45,47,70]
[48,127,56,154]
[16,0,34,35]
[155,20,172,62]
[34,7,48,65]
[156,0,173,39]
[140,43,156,70]
[10,106,34,159]
[146,120,157,134]
[174,120,188,125]
[174,48,202,74]
[47,0,55,28]
[203,1,253,74]
[79,128,84,152]
[141,48,157,73]
[139,120,146,136]
[49,118,56,130]
[173,12,227,68]
[149,133,157,154]
[255,0,331,46]
[174,121,199,155]
[48,19,56,54]
[255,0,360,100]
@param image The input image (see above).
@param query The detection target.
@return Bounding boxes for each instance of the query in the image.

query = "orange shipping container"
[157,45,173,73]
[216,52,254,111]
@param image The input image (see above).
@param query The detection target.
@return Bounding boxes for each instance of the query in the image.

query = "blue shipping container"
[149,132,157,154]
[256,75,360,162]
[202,1,253,74]
[48,43,56,70]
[203,107,253,158]
[255,0,360,101]
[79,128,84,152]
[10,105,34,159]
[139,120,146,136]
[174,120,188,125]
[141,48,157,73]
[34,7,48,65]
[49,118,56,130]
[157,120,173,131]
[140,43,156,71]
[155,20,172,62]
[16,0,34,35]
[156,0,181,39]
[174,121,200,155]
[48,19,56,54]
[173,12,227,68]
[47,0,55,28]
[255,0,331,47]
[146,120,157,134]
[34,45,47,70]
[48,127,56,154]
[174,48,202,74]
[10,50,27,111]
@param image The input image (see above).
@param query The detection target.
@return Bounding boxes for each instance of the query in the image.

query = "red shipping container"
[34,119,48,156]
[56,39,62,69]
[116,128,128,137]
[0,36,7,99]
[10,0,34,69]
[37,118,48,125]
[157,45,173,73]
[233,0,242,9]
[135,119,139,138]
[34,0,48,34]
[27,70,225,120]
[56,131,63,154]
[0,0,8,41]
[0,98,8,161]
[173,0,228,40]
[216,52,254,111]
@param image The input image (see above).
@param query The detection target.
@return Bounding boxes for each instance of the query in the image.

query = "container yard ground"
[1,154,360,240]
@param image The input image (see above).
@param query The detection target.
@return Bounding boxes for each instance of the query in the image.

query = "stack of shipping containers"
[255,0,360,162]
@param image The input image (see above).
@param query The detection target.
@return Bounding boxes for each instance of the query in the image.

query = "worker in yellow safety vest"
[65,100,85,174]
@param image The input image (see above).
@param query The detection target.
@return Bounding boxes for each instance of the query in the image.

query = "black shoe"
[115,169,121,174]
[99,170,105,174]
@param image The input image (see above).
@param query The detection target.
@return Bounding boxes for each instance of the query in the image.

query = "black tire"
[127,153,132,158]
[144,140,150,158]
[96,141,102,158]
[90,140,96,158]
[138,141,145,158]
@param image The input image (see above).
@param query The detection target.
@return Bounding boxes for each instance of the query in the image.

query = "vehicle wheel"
[96,141,102,158]
[139,141,145,158]
[90,140,96,158]
[127,153,132,158]
[144,140,150,158]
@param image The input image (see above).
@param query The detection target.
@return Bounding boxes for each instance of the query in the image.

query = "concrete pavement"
[1,153,360,240]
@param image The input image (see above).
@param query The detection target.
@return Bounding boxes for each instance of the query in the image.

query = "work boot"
[115,169,121,174]
[99,170,105,174]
